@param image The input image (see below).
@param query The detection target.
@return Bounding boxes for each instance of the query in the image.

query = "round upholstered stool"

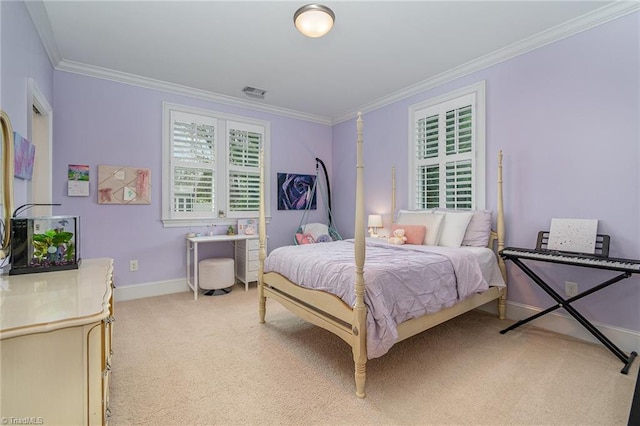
[199,258,235,296]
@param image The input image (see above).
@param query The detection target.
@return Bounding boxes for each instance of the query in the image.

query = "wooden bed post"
[391,166,396,225]
[353,112,367,398]
[496,150,507,320]
[258,148,267,323]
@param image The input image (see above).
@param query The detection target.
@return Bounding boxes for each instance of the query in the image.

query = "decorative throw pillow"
[462,210,492,247]
[296,232,315,245]
[391,224,426,245]
[438,211,474,248]
[315,234,332,243]
[396,211,444,245]
[302,223,329,241]
[436,208,492,247]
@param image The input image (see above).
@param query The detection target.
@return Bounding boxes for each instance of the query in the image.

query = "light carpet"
[109,285,637,425]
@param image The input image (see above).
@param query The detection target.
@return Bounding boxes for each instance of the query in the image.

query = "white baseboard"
[114,279,189,302]
[115,280,640,355]
[479,300,640,354]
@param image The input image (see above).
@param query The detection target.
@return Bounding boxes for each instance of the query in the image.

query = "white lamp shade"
[294,4,335,38]
[368,214,383,228]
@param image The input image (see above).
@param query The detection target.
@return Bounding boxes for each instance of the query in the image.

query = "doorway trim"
[27,78,53,215]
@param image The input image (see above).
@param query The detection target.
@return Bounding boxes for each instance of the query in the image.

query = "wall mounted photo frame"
[277,172,316,210]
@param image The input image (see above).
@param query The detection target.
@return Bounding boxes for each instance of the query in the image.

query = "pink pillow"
[296,232,315,245]
[391,224,426,245]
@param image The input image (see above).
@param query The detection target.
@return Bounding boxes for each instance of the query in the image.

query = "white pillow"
[435,208,492,247]
[397,209,434,217]
[462,210,492,247]
[302,223,329,241]
[438,211,474,248]
[396,211,444,245]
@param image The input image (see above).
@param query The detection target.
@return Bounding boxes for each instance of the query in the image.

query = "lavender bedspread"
[263,239,495,358]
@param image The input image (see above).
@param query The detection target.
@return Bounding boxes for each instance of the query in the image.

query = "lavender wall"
[0,1,54,209]
[52,72,332,287]
[4,1,638,333]
[333,13,640,332]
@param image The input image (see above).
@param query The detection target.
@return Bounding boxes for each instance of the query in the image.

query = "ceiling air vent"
[242,86,266,99]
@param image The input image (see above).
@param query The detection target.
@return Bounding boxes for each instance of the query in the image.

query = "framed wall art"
[277,172,316,210]
[98,165,151,205]
[13,132,35,180]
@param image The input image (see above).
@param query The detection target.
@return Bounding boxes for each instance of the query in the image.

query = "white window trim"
[162,102,271,228]
[408,81,486,210]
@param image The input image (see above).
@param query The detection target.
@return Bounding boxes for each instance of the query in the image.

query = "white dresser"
[234,237,266,290]
[0,258,114,425]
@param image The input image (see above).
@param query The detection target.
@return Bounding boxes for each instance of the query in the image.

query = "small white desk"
[186,234,259,300]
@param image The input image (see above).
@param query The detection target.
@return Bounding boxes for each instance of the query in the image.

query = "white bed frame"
[257,112,506,398]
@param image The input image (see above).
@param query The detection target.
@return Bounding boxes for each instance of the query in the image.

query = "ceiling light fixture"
[294,4,335,38]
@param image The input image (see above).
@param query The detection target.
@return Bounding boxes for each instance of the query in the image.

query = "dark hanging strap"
[315,157,334,228]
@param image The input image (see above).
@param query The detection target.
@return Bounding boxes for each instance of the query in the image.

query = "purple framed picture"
[277,173,316,210]
[14,132,35,180]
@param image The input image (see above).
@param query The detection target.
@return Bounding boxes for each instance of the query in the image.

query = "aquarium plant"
[32,228,75,266]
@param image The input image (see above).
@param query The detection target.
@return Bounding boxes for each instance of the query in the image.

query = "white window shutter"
[416,114,439,160]
[227,121,263,215]
[409,82,485,211]
[445,105,473,155]
[416,164,439,209]
[170,112,217,217]
[445,159,472,209]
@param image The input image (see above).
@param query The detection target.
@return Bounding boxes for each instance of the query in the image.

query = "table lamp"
[368,214,383,237]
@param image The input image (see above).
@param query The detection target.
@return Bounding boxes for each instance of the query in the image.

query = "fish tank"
[9,216,80,275]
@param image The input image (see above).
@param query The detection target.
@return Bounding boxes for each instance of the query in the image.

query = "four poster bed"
[256,112,507,398]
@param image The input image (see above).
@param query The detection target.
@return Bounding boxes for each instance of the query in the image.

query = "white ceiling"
[27,1,637,124]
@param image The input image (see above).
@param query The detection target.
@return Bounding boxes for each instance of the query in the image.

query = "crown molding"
[334,1,640,124]
[56,60,332,126]
[24,0,62,67]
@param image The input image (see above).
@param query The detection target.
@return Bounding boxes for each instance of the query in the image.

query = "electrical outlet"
[130,260,138,272]
[565,281,578,297]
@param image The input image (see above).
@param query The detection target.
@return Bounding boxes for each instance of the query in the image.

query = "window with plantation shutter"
[162,103,270,227]
[171,111,216,216]
[409,82,486,211]
[227,122,262,213]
